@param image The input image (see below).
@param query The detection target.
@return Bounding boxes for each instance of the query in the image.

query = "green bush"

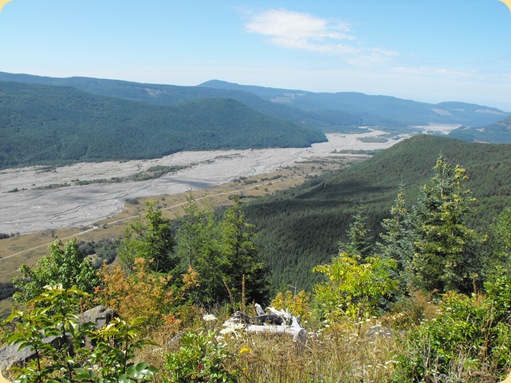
[392,289,511,382]
[163,330,237,383]
[3,285,157,383]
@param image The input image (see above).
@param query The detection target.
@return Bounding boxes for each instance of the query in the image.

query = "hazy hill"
[200,80,509,128]
[0,81,326,169]
[449,115,511,143]
[0,72,507,132]
[245,135,511,291]
[0,71,362,131]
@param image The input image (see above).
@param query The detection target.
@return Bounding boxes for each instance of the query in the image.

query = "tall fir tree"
[484,207,511,279]
[340,206,373,260]
[118,201,178,274]
[412,156,480,293]
[176,196,226,306]
[378,186,416,291]
[219,197,270,305]
[176,195,217,267]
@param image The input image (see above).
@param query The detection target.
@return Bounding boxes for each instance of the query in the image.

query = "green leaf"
[118,374,134,383]
[73,367,93,380]
[127,362,157,380]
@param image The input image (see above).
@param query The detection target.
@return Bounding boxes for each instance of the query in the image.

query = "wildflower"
[239,346,252,355]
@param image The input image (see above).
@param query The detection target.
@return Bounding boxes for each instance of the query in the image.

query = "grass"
[2,295,508,383]
[131,307,402,383]
[225,320,400,383]
[0,301,400,383]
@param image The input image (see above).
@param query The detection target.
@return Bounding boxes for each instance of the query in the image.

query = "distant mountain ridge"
[0,81,325,169]
[1,71,510,169]
[0,72,362,132]
[0,72,508,131]
[449,115,511,143]
[199,79,509,128]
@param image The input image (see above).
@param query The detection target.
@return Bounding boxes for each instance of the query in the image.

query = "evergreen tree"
[340,207,373,259]
[176,196,226,306]
[118,201,177,274]
[176,196,217,267]
[484,206,511,279]
[488,206,511,262]
[412,156,480,293]
[219,197,270,305]
[378,186,416,291]
[12,238,100,303]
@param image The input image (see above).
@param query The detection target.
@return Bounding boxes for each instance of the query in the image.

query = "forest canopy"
[0,81,326,169]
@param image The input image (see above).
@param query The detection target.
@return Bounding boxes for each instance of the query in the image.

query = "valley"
[0,129,407,291]
[0,129,406,236]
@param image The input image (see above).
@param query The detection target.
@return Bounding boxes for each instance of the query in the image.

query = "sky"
[0,0,510,111]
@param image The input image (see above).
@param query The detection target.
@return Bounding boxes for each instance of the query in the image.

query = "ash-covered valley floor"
[0,130,411,235]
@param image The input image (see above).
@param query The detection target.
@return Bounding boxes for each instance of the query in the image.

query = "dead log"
[221,305,307,347]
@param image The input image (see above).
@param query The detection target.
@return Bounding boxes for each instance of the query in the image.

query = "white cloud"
[244,8,397,67]
[245,8,354,48]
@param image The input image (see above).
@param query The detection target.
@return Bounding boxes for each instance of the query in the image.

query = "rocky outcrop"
[0,305,114,371]
[78,305,115,329]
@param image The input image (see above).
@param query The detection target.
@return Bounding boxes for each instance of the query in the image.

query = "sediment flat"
[0,131,405,235]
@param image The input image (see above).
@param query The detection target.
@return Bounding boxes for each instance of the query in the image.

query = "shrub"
[270,290,311,322]
[163,330,238,383]
[3,285,157,383]
[313,252,398,321]
[392,290,511,382]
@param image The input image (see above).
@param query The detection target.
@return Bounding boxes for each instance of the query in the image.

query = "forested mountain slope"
[0,72,362,131]
[449,115,511,143]
[0,81,326,169]
[0,72,507,132]
[245,135,511,291]
[200,80,509,128]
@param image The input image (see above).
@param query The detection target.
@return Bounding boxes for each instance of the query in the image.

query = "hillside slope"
[0,72,362,131]
[0,81,326,169]
[245,135,511,291]
[0,72,507,131]
[200,80,509,128]
[449,115,511,143]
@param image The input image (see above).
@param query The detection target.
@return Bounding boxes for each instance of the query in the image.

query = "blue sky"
[1,0,510,111]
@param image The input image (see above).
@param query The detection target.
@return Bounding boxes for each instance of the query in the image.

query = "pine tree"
[176,196,226,306]
[488,207,511,263]
[176,195,217,267]
[378,186,416,291]
[340,207,373,259]
[118,201,177,274]
[412,156,480,293]
[219,197,270,305]
[484,207,511,279]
